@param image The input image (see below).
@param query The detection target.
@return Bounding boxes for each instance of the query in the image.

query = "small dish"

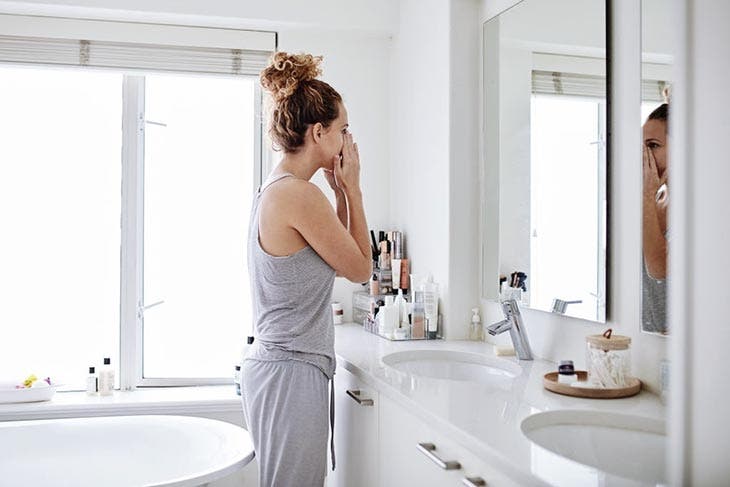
[0,385,57,404]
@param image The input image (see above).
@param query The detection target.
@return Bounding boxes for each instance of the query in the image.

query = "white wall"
[448,0,482,338]
[389,0,482,339]
[389,0,451,329]
[671,0,730,483]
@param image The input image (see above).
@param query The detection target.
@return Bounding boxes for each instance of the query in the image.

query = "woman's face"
[319,102,350,170]
[643,118,669,179]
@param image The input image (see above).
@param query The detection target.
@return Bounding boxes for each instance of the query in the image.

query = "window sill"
[0,386,242,422]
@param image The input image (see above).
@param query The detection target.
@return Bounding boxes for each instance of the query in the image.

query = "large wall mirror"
[641,0,672,335]
[482,0,608,323]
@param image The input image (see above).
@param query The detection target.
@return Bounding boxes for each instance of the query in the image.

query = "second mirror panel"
[483,0,607,322]
[641,0,672,335]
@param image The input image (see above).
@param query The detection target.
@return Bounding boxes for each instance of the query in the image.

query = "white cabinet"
[328,366,379,487]
[330,366,519,487]
[378,394,519,487]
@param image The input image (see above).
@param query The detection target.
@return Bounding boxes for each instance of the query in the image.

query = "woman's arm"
[336,135,371,275]
[323,169,348,228]
[287,135,372,283]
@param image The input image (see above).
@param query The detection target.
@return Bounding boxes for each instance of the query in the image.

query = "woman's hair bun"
[260,52,323,103]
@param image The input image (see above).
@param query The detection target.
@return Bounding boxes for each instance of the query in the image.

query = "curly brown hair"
[260,52,342,153]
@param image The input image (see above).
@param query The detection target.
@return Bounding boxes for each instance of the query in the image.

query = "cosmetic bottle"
[86,367,97,395]
[391,232,403,290]
[423,274,440,339]
[558,360,578,384]
[394,289,408,327]
[369,273,380,295]
[411,292,426,339]
[98,358,115,396]
[379,268,392,294]
[400,259,409,292]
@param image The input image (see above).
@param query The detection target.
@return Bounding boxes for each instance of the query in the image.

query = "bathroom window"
[0,67,263,390]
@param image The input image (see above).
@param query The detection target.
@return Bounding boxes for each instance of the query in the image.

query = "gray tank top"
[244,173,337,378]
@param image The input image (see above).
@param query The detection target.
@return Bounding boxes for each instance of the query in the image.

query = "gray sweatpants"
[241,359,329,487]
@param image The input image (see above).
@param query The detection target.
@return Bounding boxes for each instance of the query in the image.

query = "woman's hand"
[334,133,361,194]
[643,145,669,235]
[643,145,662,203]
[322,168,343,195]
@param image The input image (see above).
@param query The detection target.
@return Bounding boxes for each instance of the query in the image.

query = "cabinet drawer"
[378,395,519,486]
[328,367,379,487]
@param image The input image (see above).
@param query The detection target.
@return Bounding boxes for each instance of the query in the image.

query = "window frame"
[118,75,265,389]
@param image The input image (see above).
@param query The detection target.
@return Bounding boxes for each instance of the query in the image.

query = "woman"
[241,52,372,486]
[642,102,669,333]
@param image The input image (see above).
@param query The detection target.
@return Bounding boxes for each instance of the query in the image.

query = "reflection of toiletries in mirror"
[423,274,439,339]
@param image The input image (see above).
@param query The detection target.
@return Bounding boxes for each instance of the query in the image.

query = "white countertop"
[334,323,665,487]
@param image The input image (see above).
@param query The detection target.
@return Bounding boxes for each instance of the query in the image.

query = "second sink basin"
[381,350,521,385]
[521,410,666,484]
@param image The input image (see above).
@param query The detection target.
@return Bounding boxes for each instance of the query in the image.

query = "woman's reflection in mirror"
[642,98,669,334]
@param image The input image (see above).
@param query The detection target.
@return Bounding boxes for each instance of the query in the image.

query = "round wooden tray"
[543,371,641,399]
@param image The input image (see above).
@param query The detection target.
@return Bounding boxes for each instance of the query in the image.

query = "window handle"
[137,300,165,318]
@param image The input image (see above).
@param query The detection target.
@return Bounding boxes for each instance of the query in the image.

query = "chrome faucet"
[487,299,533,360]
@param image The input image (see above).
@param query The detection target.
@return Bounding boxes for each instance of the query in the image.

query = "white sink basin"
[521,410,666,484]
[381,349,521,385]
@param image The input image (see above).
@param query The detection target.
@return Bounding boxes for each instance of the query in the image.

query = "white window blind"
[0,14,276,76]
[642,79,669,103]
[532,70,606,98]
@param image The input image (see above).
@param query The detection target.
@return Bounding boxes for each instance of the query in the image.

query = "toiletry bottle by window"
[86,366,97,395]
[468,308,483,341]
[98,358,115,396]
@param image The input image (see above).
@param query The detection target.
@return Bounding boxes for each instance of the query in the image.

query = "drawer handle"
[462,476,487,486]
[345,389,374,406]
[416,442,461,470]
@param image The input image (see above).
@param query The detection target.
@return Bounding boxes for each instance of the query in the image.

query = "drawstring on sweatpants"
[330,378,336,471]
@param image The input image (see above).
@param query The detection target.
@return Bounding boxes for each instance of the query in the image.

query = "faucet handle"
[486,318,511,336]
[501,299,520,318]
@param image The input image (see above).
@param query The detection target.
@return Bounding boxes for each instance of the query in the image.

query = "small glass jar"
[586,329,632,388]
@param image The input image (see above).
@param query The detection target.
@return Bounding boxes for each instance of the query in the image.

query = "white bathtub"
[0,415,255,487]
